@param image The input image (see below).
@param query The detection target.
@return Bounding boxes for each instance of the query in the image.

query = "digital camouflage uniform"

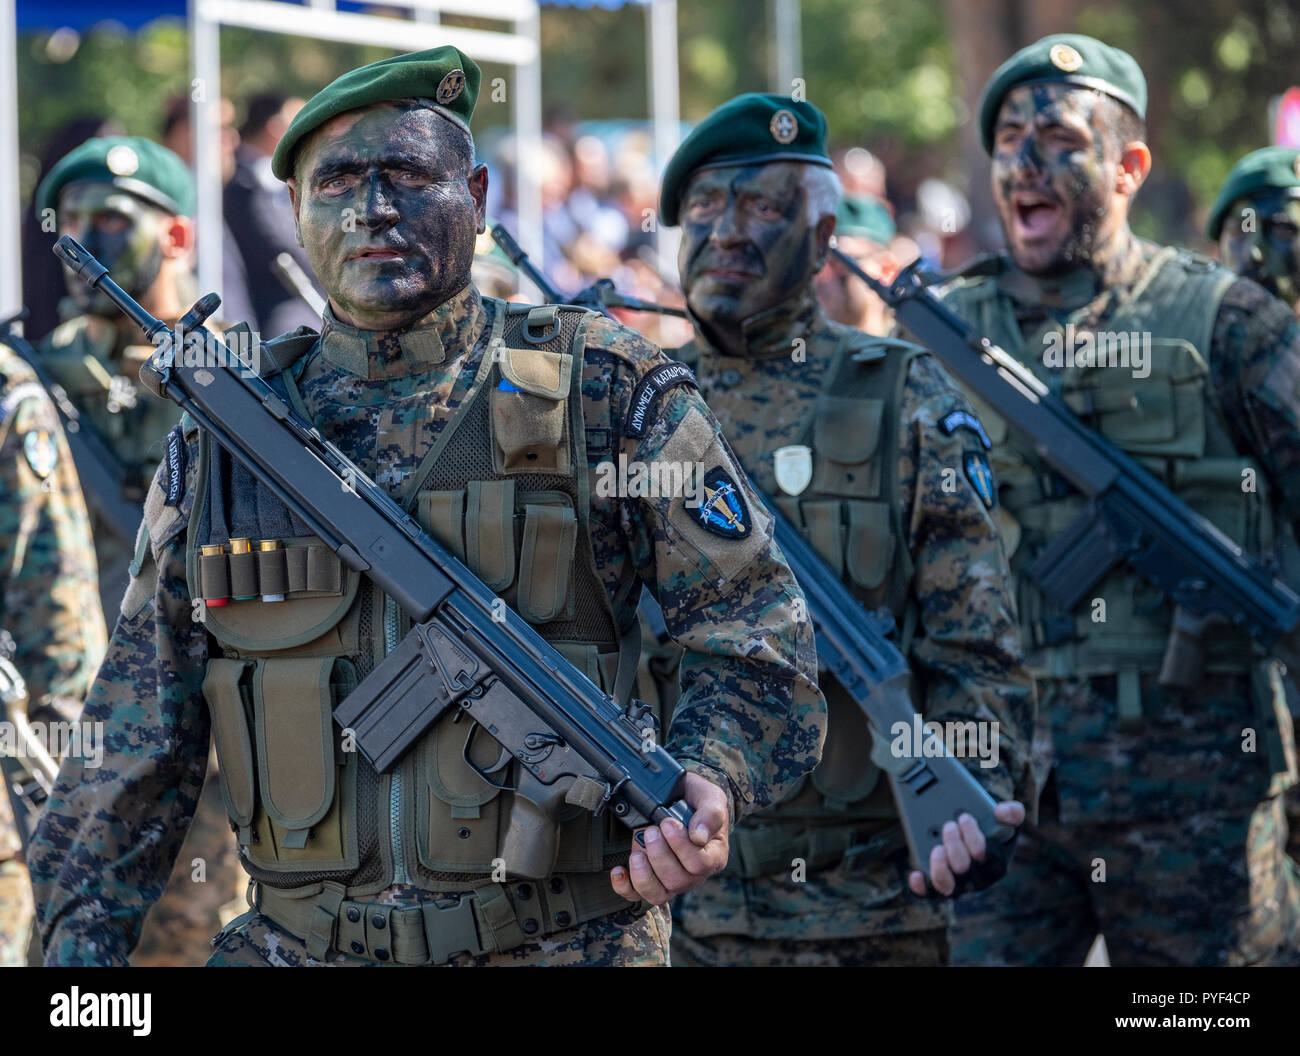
[29,284,825,967]
[665,290,1036,967]
[941,242,1300,966]
[0,342,105,966]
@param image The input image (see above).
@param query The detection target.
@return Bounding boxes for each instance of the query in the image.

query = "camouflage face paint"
[293,104,484,331]
[1220,191,1300,308]
[677,162,818,351]
[990,84,1126,277]
[57,182,167,317]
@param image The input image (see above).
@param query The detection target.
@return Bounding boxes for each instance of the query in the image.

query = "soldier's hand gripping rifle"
[53,235,691,882]
[0,657,58,854]
[0,310,141,543]
[833,245,1300,684]
[494,225,1017,887]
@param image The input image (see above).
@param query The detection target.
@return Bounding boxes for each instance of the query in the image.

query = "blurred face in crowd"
[1219,190,1300,308]
[815,232,898,335]
[57,182,191,317]
[991,84,1150,276]
[287,103,488,331]
[678,161,834,345]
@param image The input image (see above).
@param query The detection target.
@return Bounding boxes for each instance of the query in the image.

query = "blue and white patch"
[23,430,57,479]
[940,409,992,450]
[497,377,523,393]
[963,451,996,509]
[696,467,751,540]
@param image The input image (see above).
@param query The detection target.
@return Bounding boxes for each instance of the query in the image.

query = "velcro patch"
[624,362,697,438]
[163,424,186,507]
[940,409,992,450]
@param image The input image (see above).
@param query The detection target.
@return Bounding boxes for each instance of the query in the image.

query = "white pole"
[514,4,544,289]
[647,0,680,284]
[191,0,224,303]
[0,0,22,319]
[768,0,801,95]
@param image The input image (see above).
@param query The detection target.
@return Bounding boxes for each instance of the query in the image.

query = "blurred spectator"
[224,93,321,336]
[160,95,257,328]
[20,114,124,341]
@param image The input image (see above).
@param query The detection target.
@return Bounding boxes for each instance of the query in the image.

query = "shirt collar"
[317,283,486,379]
[688,285,825,362]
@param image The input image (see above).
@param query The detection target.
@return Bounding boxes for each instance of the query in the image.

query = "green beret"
[1206,147,1300,239]
[272,45,481,181]
[835,195,895,245]
[977,33,1147,154]
[660,93,832,227]
[36,136,194,217]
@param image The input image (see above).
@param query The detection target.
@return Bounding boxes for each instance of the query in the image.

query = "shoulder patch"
[695,466,752,540]
[23,429,58,478]
[963,451,996,509]
[624,361,697,438]
[941,409,992,450]
[161,424,187,507]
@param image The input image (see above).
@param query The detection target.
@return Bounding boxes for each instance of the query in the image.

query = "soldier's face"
[1219,191,1300,308]
[57,182,168,316]
[288,104,487,330]
[990,85,1126,275]
[678,162,823,332]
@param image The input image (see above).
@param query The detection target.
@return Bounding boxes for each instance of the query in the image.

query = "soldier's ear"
[812,214,837,272]
[1116,141,1152,198]
[468,163,489,235]
[162,215,196,259]
[286,177,304,245]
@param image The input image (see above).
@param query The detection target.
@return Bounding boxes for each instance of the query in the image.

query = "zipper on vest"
[384,594,411,885]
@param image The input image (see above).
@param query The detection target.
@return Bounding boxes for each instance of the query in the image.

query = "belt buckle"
[419,895,486,965]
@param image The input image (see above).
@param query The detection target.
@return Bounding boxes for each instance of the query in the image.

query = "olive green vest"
[192,303,644,958]
[940,247,1272,693]
[682,326,923,877]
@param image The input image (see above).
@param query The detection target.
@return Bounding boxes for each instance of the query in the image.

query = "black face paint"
[293,104,483,331]
[676,162,821,349]
[1220,190,1300,308]
[58,182,169,317]
[990,84,1124,277]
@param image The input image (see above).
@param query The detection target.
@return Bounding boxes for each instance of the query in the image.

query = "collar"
[317,283,486,379]
[998,232,1149,312]
[688,285,825,362]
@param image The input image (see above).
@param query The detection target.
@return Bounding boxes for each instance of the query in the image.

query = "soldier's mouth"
[347,248,407,262]
[1011,193,1062,241]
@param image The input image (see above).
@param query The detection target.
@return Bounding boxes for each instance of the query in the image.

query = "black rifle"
[0,310,140,543]
[834,246,1300,681]
[0,657,56,854]
[53,234,691,881]
[494,226,1016,879]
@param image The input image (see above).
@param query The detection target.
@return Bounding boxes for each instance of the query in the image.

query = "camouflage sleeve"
[0,365,105,723]
[28,438,210,966]
[1210,277,1300,535]
[581,315,825,823]
[896,353,1037,807]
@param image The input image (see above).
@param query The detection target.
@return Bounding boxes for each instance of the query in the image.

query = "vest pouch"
[244,656,358,872]
[1061,338,1207,458]
[416,712,507,873]
[416,489,467,561]
[800,500,845,578]
[491,345,573,476]
[515,492,578,623]
[811,394,884,498]
[465,480,516,591]
[201,658,257,839]
[809,685,881,808]
[843,500,894,592]
[1171,456,1269,551]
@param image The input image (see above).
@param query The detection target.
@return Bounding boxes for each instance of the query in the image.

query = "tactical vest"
[940,248,1273,700]
[682,325,922,878]
[192,302,646,962]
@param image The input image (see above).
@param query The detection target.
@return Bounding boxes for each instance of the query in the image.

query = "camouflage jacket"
[28,283,826,964]
[0,344,106,859]
[936,239,1300,823]
[672,291,1035,941]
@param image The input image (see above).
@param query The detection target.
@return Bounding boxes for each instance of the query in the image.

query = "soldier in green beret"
[814,195,900,335]
[650,92,1036,967]
[1209,147,1300,313]
[937,33,1300,966]
[30,135,247,966]
[29,47,826,967]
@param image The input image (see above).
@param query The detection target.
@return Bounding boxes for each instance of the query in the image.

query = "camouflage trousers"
[129,760,247,966]
[205,903,670,966]
[948,792,1300,966]
[669,925,949,967]
[0,858,36,966]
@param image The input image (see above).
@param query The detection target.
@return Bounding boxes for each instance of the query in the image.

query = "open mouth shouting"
[1010,190,1064,244]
